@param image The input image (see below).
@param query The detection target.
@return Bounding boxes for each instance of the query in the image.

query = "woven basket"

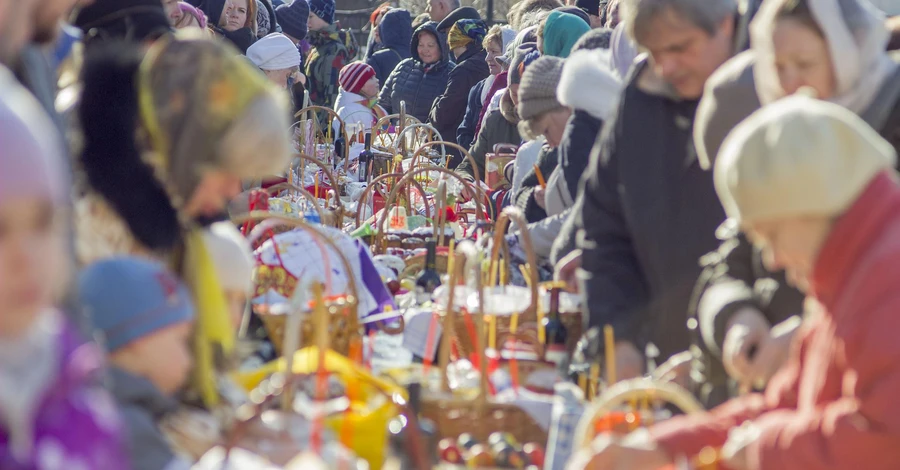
[233,213,367,357]
[293,105,350,173]
[420,240,550,447]
[354,172,432,232]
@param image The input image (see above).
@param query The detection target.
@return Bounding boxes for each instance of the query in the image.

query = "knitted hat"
[79,257,195,352]
[339,61,376,94]
[448,19,488,51]
[0,71,67,207]
[715,93,897,225]
[247,33,302,70]
[517,55,566,137]
[508,42,539,86]
[307,0,335,25]
[576,0,600,16]
[202,222,254,294]
[276,1,309,41]
[437,6,481,32]
[73,0,172,43]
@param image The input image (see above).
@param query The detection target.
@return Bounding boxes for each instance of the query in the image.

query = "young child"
[202,221,254,331]
[79,257,195,470]
[0,70,128,468]
[572,94,900,470]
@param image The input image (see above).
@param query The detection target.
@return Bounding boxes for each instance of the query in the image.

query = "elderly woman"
[538,10,590,57]
[200,0,258,52]
[246,32,302,89]
[379,21,453,123]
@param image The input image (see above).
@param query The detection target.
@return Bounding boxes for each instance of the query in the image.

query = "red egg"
[523,443,545,468]
[387,279,401,294]
[438,438,464,464]
[467,444,494,468]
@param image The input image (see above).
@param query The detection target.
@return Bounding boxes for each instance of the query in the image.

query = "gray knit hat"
[517,55,566,138]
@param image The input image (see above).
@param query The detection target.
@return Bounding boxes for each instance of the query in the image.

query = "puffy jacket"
[651,172,900,470]
[378,22,453,123]
[366,9,412,86]
[333,89,386,160]
[429,42,490,163]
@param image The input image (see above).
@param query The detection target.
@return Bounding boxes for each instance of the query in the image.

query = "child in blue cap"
[80,257,196,470]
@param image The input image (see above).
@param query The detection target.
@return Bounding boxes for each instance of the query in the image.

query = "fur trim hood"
[557,48,623,120]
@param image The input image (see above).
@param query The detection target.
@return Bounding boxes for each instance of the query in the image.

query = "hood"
[200,0,227,27]
[378,9,413,53]
[108,367,178,420]
[558,49,623,120]
[411,21,447,66]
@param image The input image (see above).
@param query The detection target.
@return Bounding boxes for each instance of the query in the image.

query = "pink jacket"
[650,171,900,470]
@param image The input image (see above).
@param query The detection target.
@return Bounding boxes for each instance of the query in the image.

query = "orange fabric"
[651,172,900,470]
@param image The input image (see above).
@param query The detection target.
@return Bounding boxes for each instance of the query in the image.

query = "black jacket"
[378,22,453,124]
[560,109,604,201]
[367,9,412,86]
[457,78,487,150]
[429,42,489,165]
[575,59,726,361]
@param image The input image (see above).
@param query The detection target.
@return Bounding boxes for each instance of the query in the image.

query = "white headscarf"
[750,0,897,115]
[246,33,302,71]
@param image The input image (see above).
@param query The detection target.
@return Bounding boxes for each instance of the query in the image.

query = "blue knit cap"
[79,257,194,352]
[306,0,334,25]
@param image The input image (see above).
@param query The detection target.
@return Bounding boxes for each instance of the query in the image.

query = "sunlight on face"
[772,18,836,100]
[485,38,504,75]
[417,31,441,64]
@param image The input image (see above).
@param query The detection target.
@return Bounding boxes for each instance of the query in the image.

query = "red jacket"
[650,171,900,470]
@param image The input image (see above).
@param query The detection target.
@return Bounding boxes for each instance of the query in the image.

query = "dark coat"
[575,59,726,361]
[378,22,453,123]
[560,109,604,202]
[367,9,412,86]
[429,42,490,164]
[457,78,487,151]
[456,90,520,182]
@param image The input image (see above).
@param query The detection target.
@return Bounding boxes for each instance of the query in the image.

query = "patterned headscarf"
[137,31,289,204]
[448,18,488,50]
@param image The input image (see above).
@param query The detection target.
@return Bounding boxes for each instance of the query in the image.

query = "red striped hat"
[339,62,376,94]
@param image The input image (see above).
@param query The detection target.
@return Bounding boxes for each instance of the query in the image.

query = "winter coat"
[366,9,412,86]
[429,42,490,164]
[651,171,900,470]
[456,90,520,183]
[305,24,356,108]
[109,367,184,470]
[378,22,453,124]
[0,313,129,469]
[514,145,558,223]
[456,78,487,151]
[575,58,726,361]
[333,89,387,160]
[689,221,805,405]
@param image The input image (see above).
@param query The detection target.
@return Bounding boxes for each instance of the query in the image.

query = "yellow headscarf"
[447,23,474,51]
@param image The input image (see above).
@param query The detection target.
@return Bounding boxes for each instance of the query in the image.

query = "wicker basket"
[293,105,350,173]
[419,240,550,448]
[233,213,368,357]
[354,172,432,232]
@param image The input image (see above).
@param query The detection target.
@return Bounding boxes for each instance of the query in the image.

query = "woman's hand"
[534,186,546,209]
[554,249,582,292]
[567,430,672,470]
[724,310,798,388]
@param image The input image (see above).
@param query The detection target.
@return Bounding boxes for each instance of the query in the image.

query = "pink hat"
[338,62,375,94]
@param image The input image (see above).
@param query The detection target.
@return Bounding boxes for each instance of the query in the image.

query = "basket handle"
[372,113,422,152]
[411,141,482,185]
[492,143,519,156]
[264,182,328,224]
[293,105,351,173]
[391,123,444,158]
[356,173,432,240]
[489,207,540,317]
[374,166,488,253]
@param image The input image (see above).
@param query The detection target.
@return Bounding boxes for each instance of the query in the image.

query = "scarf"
[750,0,897,115]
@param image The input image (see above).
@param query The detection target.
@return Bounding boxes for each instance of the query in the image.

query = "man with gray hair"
[559,0,745,398]
[428,0,462,23]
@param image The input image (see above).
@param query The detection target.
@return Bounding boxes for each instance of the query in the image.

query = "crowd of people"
[4,0,900,468]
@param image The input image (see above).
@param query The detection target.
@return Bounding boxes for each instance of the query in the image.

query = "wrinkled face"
[485,38,503,75]
[183,170,244,218]
[0,0,36,63]
[162,0,182,25]
[121,322,194,395]
[308,11,329,31]
[531,108,572,148]
[746,217,832,291]
[772,18,836,100]
[33,0,78,44]
[222,0,248,32]
[638,8,734,99]
[428,0,448,22]
[360,75,380,98]
[417,31,441,64]
[0,198,65,338]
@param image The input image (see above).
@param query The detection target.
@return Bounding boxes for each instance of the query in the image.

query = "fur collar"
[557,49,623,120]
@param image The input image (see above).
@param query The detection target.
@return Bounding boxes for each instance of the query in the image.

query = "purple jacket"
[0,322,130,470]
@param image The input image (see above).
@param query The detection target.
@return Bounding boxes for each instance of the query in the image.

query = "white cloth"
[246,33,302,71]
[750,0,898,115]
[333,90,379,161]
[201,222,254,294]
[869,0,900,16]
[480,75,496,103]
[558,48,623,121]
[609,22,639,80]
[511,137,544,195]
